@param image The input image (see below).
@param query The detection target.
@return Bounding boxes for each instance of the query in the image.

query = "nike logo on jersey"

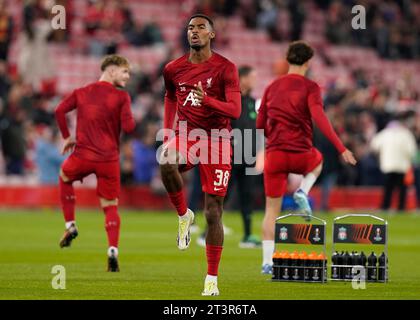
[214,187,223,191]
[178,82,186,86]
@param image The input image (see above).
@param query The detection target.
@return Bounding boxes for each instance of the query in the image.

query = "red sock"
[103,205,120,248]
[168,189,188,216]
[206,245,223,276]
[59,177,75,223]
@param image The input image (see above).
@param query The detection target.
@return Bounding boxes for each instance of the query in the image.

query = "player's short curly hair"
[286,41,314,66]
[100,54,130,72]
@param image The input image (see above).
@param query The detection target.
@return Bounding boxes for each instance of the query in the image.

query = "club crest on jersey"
[206,77,212,88]
[183,91,201,107]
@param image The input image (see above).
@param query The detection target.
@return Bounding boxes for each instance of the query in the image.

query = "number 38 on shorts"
[214,169,230,192]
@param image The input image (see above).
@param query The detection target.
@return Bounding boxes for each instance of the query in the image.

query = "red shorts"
[264,148,323,198]
[165,135,232,196]
[61,154,120,200]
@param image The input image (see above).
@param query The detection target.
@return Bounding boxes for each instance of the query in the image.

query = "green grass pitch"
[0,209,419,300]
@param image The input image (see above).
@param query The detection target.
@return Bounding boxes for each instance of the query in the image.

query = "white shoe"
[177,209,195,250]
[201,280,219,296]
[293,189,313,221]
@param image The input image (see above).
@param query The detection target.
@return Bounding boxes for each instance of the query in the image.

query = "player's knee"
[59,169,70,183]
[204,197,223,225]
[160,161,178,177]
[100,198,118,207]
[312,162,323,176]
[159,147,178,166]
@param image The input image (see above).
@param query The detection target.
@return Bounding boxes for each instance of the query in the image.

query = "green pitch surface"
[0,209,419,300]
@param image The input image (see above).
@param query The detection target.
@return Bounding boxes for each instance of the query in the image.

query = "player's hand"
[341,149,357,165]
[192,81,205,105]
[61,136,76,155]
[255,150,265,173]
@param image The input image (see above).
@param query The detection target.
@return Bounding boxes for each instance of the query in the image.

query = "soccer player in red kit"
[55,55,135,272]
[256,41,357,274]
[160,14,241,295]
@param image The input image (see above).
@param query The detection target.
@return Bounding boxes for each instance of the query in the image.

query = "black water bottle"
[331,251,340,280]
[343,251,352,280]
[360,251,367,267]
[367,252,378,281]
[353,251,361,266]
[337,251,344,279]
[290,252,300,281]
[276,252,284,280]
[272,251,280,280]
[282,252,291,280]
[378,252,388,282]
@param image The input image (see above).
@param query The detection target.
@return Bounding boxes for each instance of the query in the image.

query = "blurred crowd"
[0,0,419,208]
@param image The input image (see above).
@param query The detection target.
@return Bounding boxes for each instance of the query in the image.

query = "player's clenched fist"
[61,136,76,155]
[192,81,206,105]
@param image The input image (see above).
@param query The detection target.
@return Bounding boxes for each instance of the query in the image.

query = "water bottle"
[367,252,377,281]
[331,251,340,279]
[378,252,388,282]
[343,251,352,280]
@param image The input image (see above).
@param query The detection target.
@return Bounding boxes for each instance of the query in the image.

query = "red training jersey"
[257,73,345,153]
[163,52,241,140]
[55,81,136,162]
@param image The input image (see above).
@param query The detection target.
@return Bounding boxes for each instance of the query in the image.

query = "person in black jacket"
[230,65,262,248]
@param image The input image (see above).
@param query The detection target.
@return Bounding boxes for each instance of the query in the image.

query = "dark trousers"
[415,166,420,208]
[229,165,254,239]
[381,172,407,211]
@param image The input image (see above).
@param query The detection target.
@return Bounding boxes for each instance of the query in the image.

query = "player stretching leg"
[159,14,241,295]
[55,55,135,272]
[257,41,357,274]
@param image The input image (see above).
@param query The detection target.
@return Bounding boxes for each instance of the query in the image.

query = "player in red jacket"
[55,55,135,272]
[160,14,241,296]
[256,41,357,274]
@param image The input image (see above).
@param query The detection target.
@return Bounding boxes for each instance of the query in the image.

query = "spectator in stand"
[313,114,341,211]
[17,5,55,93]
[85,0,105,35]
[0,0,13,61]
[414,114,420,209]
[133,122,159,185]
[0,60,11,102]
[120,137,135,185]
[371,112,417,212]
[34,125,66,185]
[0,108,26,175]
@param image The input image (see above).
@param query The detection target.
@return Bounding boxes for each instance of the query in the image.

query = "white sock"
[262,240,275,266]
[205,274,218,283]
[108,246,118,257]
[299,172,318,195]
[65,221,75,229]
